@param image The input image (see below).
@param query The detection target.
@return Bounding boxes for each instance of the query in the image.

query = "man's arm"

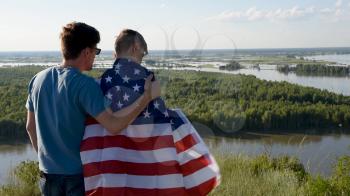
[26,111,38,153]
[95,75,160,135]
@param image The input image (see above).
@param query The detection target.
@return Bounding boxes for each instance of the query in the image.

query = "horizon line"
[1,46,350,53]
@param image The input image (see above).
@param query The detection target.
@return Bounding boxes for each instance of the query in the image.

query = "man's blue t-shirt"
[26,66,106,175]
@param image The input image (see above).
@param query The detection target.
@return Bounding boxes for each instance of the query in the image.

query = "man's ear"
[131,44,138,54]
[83,47,90,57]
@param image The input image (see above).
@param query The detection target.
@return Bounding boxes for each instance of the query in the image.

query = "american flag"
[80,58,220,196]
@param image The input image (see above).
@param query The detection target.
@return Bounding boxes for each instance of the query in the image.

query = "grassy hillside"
[1,154,350,196]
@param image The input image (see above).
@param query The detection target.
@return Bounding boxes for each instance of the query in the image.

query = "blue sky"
[0,0,349,51]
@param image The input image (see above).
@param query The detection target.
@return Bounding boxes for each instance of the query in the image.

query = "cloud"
[272,6,315,20]
[208,4,350,23]
[335,0,343,8]
[335,9,342,17]
[333,0,344,20]
[207,6,315,22]
[324,0,350,21]
[245,7,264,21]
[320,8,333,14]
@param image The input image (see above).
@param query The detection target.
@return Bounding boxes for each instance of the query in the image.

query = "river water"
[0,142,37,185]
[305,54,350,65]
[156,66,350,96]
[1,132,349,185]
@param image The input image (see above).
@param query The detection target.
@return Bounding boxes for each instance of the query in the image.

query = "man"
[80,29,220,195]
[25,22,160,196]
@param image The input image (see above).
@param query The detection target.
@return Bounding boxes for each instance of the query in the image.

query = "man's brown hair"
[114,29,148,55]
[60,22,100,60]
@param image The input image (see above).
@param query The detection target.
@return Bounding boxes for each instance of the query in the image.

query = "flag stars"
[106,92,113,100]
[117,101,123,108]
[153,101,160,109]
[105,76,112,83]
[143,110,151,118]
[115,69,120,75]
[163,110,169,117]
[116,86,121,91]
[134,69,141,75]
[115,64,122,69]
[133,84,141,92]
[122,75,130,83]
[123,93,130,101]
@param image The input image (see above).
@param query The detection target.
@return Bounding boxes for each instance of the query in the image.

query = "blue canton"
[100,58,184,130]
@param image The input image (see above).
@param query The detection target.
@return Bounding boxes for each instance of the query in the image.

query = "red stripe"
[85,187,187,196]
[80,135,174,151]
[83,160,181,177]
[180,155,212,176]
[187,177,218,196]
[175,134,198,153]
[85,117,99,126]
[84,178,218,196]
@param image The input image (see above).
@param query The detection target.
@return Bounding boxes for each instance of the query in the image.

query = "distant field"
[238,55,335,66]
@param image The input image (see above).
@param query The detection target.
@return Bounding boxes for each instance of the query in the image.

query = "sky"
[0,0,350,51]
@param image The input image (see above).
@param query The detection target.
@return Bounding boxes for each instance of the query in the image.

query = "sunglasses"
[93,47,101,55]
[142,49,148,57]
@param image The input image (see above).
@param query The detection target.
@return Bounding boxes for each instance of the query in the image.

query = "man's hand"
[26,111,38,153]
[151,80,161,99]
[143,74,153,102]
[144,74,161,101]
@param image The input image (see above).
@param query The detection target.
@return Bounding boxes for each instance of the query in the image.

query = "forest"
[277,63,350,77]
[1,66,350,140]
[219,60,243,70]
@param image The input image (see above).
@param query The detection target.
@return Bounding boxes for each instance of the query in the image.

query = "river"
[159,67,350,96]
[1,132,350,185]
